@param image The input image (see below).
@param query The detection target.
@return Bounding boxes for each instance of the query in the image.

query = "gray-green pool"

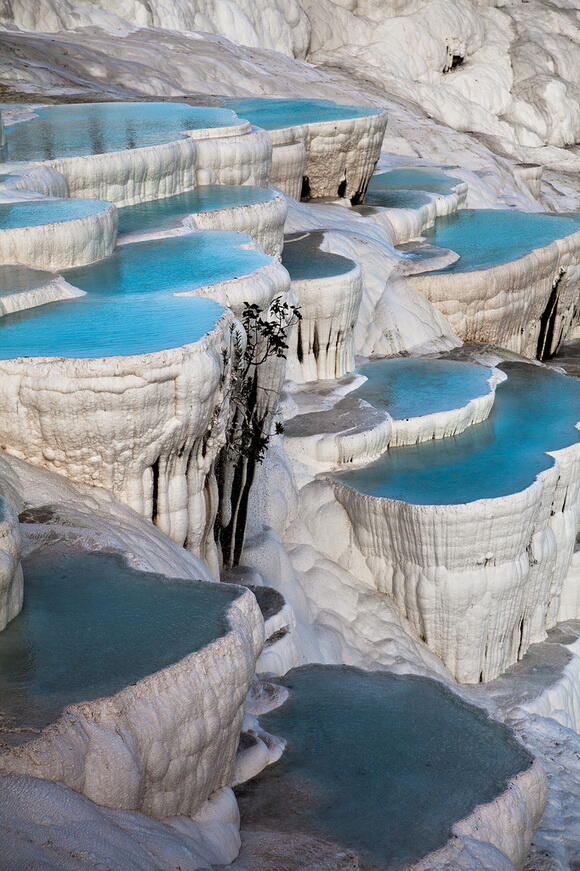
[0,550,239,740]
[237,665,531,868]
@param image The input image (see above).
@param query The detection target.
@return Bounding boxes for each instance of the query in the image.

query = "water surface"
[0,198,109,229]
[0,550,239,739]
[424,209,580,273]
[352,358,492,420]
[282,231,356,279]
[369,168,462,195]
[0,232,273,358]
[2,103,241,162]
[225,98,381,131]
[238,665,531,868]
[334,363,580,503]
[117,184,276,235]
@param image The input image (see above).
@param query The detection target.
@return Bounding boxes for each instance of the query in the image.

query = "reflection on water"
[2,103,241,162]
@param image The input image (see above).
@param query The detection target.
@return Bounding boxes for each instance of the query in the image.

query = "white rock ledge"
[0,310,239,574]
[407,229,580,358]
[268,111,388,200]
[0,199,117,270]
[328,433,580,683]
[184,192,287,259]
[0,573,264,819]
[286,259,363,383]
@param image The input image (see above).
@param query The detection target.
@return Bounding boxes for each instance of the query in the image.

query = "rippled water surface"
[352,357,492,419]
[425,209,580,273]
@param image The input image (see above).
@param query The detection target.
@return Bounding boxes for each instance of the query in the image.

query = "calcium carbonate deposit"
[0,1,578,868]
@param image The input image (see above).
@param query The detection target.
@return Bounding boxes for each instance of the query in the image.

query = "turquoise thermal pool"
[334,363,580,504]
[424,209,580,273]
[224,97,381,130]
[368,167,463,194]
[2,103,242,162]
[0,232,274,358]
[351,358,493,420]
[237,665,531,868]
[117,184,277,235]
[282,231,356,279]
[0,550,239,740]
[0,198,109,228]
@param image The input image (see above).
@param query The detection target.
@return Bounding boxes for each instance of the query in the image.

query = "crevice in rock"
[536,269,564,360]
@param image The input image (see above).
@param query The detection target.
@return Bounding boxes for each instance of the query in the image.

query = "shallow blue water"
[117,185,276,235]
[239,665,531,868]
[282,231,356,279]
[0,232,273,358]
[369,168,462,194]
[0,550,238,737]
[334,363,580,503]
[225,98,381,130]
[352,358,492,419]
[0,198,109,229]
[2,103,241,162]
[364,188,432,210]
[425,210,580,273]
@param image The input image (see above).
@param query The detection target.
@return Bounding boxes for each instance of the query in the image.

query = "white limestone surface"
[194,127,272,189]
[327,432,580,683]
[286,258,363,383]
[0,487,23,632]
[0,268,85,317]
[267,110,388,201]
[0,776,242,871]
[284,199,460,360]
[0,198,117,270]
[33,137,200,206]
[184,192,287,259]
[0,579,264,819]
[0,310,240,576]
[407,229,580,358]
[269,139,305,199]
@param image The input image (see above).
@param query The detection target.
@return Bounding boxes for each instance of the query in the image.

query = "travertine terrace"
[0,7,578,866]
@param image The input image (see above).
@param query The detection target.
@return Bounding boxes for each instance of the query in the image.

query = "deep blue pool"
[334,363,580,503]
[282,231,356,279]
[0,232,273,358]
[2,103,242,162]
[238,665,531,868]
